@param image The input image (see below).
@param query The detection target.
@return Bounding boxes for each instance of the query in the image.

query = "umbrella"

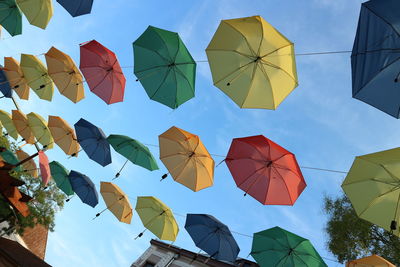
[0,110,18,140]
[0,149,21,171]
[133,26,196,109]
[342,147,400,236]
[20,54,54,101]
[27,112,53,149]
[45,46,84,103]
[0,0,22,36]
[11,109,35,144]
[16,149,38,178]
[68,170,98,207]
[352,0,400,118]
[346,255,395,267]
[49,161,73,196]
[185,214,240,263]
[16,0,53,29]
[74,118,111,166]
[3,57,29,100]
[56,0,93,17]
[158,126,214,192]
[251,226,327,267]
[38,150,50,185]
[225,135,306,205]
[79,40,126,104]
[0,65,11,98]
[135,196,179,241]
[206,15,298,109]
[97,182,132,224]
[48,115,80,156]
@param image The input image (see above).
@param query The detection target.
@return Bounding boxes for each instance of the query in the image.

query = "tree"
[324,194,400,264]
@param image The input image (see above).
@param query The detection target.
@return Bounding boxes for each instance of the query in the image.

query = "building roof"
[21,224,49,260]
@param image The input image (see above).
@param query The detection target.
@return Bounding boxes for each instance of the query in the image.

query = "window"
[143,262,155,267]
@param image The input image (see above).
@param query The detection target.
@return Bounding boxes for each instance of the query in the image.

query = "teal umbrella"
[0,0,22,36]
[133,26,196,109]
[49,161,74,196]
[0,149,21,171]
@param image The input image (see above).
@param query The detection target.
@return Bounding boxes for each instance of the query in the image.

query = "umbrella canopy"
[342,147,400,236]
[11,109,35,144]
[48,115,80,156]
[0,149,21,171]
[226,135,306,205]
[107,134,158,171]
[346,255,395,267]
[38,150,50,185]
[20,54,54,101]
[352,0,400,118]
[45,46,85,103]
[3,57,29,100]
[68,170,98,207]
[16,0,53,29]
[185,214,240,263]
[206,16,297,109]
[16,149,37,178]
[49,161,73,196]
[56,0,93,17]
[133,26,196,109]
[159,126,214,192]
[0,110,18,140]
[74,118,111,166]
[100,182,132,224]
[251,226,327,267]
[79,40,126,104]
[27,112,53,149]
[0,0,22,36]
[0,66,12,98]
[135,196,179,241]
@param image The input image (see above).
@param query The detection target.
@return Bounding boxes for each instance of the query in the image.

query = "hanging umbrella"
[97,182,132,224]
[49,161,73,196]
[68,170,98,207]
[38,150,50,185]
[135,196,179,241]
[11,110,35,144]
[16,149,37,177]
[206,16,298,109]
[0,110,18,140]
[225,135,306,205]
[346,255,395,267]
[0,65,11,98]
[251,226,327,267]
[16,0,53,29]
[56,0,93,17]
[0,0,22,36]
[185,214,240,263]
[133,26,196,109]
[0,149,21,171]
[3,57,29,100]
[20,54,54,101]
[48,115,80,156]
[79,40,126,104]
[352,0,400,118]
[27,112,54,149]
[74,118,111,166]
[45,46,85,103]
[158,126,214,192]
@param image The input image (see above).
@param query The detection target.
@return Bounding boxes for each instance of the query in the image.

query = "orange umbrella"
[15,149,38,178]
[11,110,35,144]
[48,115,79,156]
[2,57,29,100]
[346,255,395,267]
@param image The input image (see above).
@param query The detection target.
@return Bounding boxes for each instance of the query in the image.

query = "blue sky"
[1,0,398,266]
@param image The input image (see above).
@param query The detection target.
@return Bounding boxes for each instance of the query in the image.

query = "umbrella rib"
[260,43,292,58]
[261,60,298,85]
[134,43,171,63]
[223,21,257,57]
[364,5,400,37]
[149,68,172,99]
[270,167,294,205]
[358,186,400,217]
[240,62,258,107]
[236,165,267,188]
[174,65,195,95]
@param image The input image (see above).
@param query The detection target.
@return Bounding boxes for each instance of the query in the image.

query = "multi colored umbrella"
[352,0,400,118]
[98,182,132,224]
[56,0,93,17]
[11,109,35,144]
[45,46,85,103]
[159,126,214,192]
[20,54,54,101]
[133,26,196,109]
[27,112,53,149]
[225,135,306,205]
[74,118,111,166]
[49,161,74,196]
[185,214,240,263]
[3,57,29,100]
[0,110,18,140]
[68,170,98,207]
[346,255,395,267]
[79,40,126,104]
[48,115,80,156]
[206,16,298,109]
[16,149,38,178]
[342,147,400,236]
[135,196,179,241]
[251,227,327,267]
[0,66,11,98]
[38,150,50,185]
[0,0,22,36]
[16,0,53,29]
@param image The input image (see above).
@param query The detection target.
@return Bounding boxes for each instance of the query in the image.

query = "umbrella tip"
[395,78,399,83]
[115,173,120,178]
[66,198,70,202]
[136,79,139,82]
[243,193,247,197]
[391,220,397,231]
[226,82,230,86]
[160,174,168,181]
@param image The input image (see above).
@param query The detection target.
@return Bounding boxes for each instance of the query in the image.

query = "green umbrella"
[133,26,196,109]
[0,0,22,36]
[0,149,21,171]
[49,161,74,196]
[251,227,327,267]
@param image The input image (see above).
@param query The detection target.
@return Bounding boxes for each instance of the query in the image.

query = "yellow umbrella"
[16,0,53,29]
[45,47,85,103]
[346,255,395,267]
[11,110,35,144]
[97,182,132,224]
[206,16,298,109]
[16,149,38,178]
[20,54,54,101]
[48,115,79,156]
[27,112,53,149]
[159,126,214,192]
[3,57,29,100]
[135,196,179,241]
[0,110,18,140]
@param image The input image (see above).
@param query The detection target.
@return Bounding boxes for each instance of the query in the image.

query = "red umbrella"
[38,151,51,186]
[79,40,126,104]
[225,135,306,205]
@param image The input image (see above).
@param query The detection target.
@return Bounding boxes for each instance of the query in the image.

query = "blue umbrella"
[352,0,400,118]
[68,170,98,207]
[74,118,111,167]
[0,66,11,98]
[56,0,93,17]
[185,214,240,263]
